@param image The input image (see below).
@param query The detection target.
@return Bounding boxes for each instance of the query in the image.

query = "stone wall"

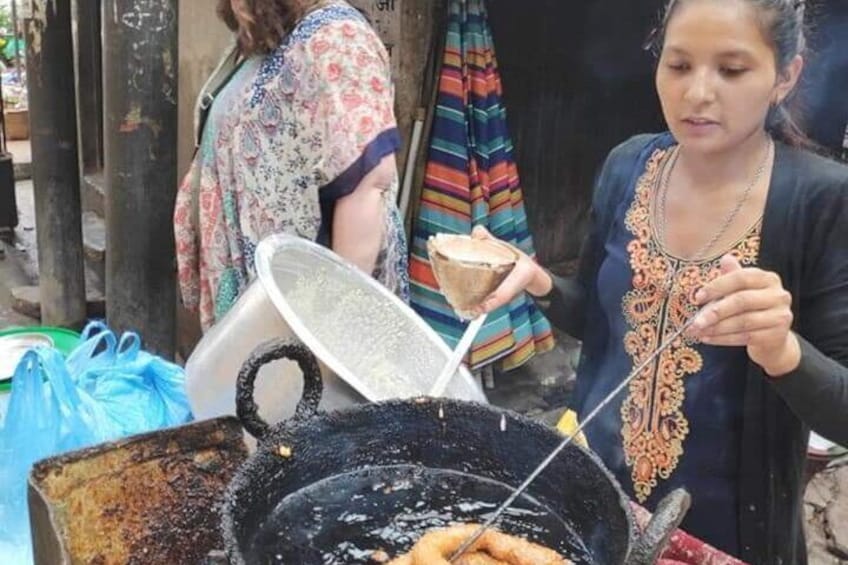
[805,462,848,564]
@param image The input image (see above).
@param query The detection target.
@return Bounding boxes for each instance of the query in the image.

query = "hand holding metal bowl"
[460,226,554,318]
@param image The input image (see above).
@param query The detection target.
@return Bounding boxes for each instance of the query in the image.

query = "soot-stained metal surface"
[28,417,248,564]
[222,339,690,565]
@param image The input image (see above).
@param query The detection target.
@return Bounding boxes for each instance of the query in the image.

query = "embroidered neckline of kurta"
[620,148,762,502]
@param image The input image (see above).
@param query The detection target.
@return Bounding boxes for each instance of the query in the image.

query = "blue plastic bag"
[0,348,113,563]
[0,322,193,564]
[68,324,193,433]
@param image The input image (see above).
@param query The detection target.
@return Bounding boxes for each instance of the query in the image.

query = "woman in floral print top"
[174,0,409,330]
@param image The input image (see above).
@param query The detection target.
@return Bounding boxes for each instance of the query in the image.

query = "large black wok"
[222,339,690,564]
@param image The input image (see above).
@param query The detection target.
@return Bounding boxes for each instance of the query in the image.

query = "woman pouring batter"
[470,0,848,562]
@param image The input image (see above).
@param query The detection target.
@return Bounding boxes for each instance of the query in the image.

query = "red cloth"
[630,503,749,565]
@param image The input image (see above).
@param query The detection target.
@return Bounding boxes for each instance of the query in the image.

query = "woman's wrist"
[760,332,802,378]
[526,267,553,298]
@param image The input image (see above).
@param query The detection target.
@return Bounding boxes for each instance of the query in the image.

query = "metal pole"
[103,0,178,357]
[25,0,87,328]
[11,0,22,84]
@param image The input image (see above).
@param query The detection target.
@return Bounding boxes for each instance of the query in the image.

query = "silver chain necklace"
[655,138,772,265]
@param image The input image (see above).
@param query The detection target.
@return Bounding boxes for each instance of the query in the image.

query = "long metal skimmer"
[449,310,704,562]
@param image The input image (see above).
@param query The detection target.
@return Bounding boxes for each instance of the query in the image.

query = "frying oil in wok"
[246,465,592,564]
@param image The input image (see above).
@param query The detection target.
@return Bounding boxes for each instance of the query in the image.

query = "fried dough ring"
[456,554,508,565]
[387,524,570,565]
[387,553,501,565]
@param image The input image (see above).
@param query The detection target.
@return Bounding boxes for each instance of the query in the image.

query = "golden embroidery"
[620,148,761,502]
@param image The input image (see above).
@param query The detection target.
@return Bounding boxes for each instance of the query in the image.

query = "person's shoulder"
[307,2,380,42]
[301,2,387,60]
[589,133,668,208]
[783,145,848,201]
[604,133,670,169]
[597,132,672,180]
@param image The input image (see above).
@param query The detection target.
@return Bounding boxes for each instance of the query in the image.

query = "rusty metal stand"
[24,0,87,328]
[103,0,179,357]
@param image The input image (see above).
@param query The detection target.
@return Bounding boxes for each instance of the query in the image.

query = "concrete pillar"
[103,0,179,357]
[25,0,87,328]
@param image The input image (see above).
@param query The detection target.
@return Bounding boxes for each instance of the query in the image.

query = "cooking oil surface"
[246,464,592,564]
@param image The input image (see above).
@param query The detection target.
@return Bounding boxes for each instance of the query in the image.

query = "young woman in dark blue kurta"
[586,132,754,555]
[469,1,848,563]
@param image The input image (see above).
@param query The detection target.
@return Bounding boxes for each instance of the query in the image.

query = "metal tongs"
[449,309,705,561]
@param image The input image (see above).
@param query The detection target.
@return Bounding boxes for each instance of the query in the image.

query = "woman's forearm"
[534,272,588,340]
[769,335,848,446]
[332,154,397,275]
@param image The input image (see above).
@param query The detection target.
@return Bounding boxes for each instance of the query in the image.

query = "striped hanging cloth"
[409,0,555,371]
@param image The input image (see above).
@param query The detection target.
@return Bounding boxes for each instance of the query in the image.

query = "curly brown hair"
[217,0,322,55]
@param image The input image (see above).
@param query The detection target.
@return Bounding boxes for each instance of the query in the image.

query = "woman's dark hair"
[217,0,318,56]
[646,0,813,148]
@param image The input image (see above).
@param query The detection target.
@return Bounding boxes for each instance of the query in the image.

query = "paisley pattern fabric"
[620,148,762,502]
[584,142,761,555]
[174,1,408,330]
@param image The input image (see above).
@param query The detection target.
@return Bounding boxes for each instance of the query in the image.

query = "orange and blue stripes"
[409,0,554,370]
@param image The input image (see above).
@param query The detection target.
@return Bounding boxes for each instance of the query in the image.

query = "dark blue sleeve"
[316,127,402,246]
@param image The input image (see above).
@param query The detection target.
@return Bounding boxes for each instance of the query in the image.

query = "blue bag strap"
[80,320,110,341]
[65,326,118,377]
[3,349,91,437]
[2,350,45,432]
[116,332,142,362]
